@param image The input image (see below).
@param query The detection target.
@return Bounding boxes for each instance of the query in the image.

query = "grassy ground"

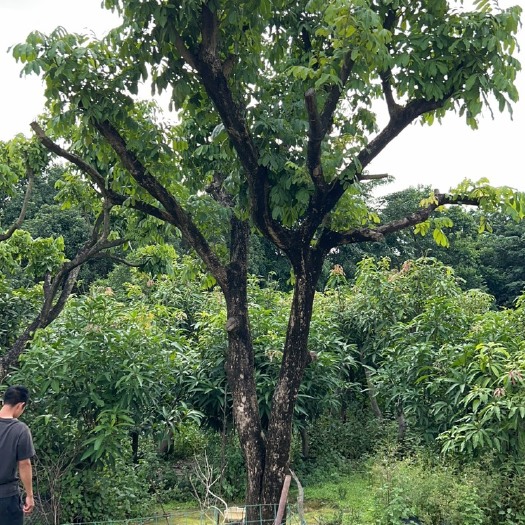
[153,472,377,525]
[295,472,376,525]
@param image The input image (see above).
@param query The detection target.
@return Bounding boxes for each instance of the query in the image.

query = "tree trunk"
[361,353,383,421]
[0,267,81,380]
[223,218,266,510]
[261,255,323,507]
[396,404,407,443]
[299,427,309,459]
[0,318,42,381]
[131,430,139,464]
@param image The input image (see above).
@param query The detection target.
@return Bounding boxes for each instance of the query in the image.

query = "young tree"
[0,137,129,376]
[12,0,523,508]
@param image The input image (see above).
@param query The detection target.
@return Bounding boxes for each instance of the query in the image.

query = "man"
[0,385,35,524]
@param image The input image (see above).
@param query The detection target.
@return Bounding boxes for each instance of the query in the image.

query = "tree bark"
[222,220,325,513]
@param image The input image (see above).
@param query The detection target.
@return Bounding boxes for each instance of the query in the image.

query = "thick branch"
[32,118,228,290]
[359,173,390,181]
[359,97,448,167]
[93,120,228,288]
[302,51,355,225]
[318,192,480,249]
[31,122,106,189]
[192,49,291,250]
[201,4,219,58]
[44,266,81,327]
[320,51,355,132]
[0,166,35,242]
[172,33,198,70]
[381,70,402,119]
[304,89,326,190]
[309,96,449,231]
[379,7,402,119]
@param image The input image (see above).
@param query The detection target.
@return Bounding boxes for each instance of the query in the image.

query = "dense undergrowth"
[46,412,524,525]
[8,258,525,524]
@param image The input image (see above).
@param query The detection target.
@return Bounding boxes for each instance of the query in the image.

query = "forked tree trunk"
[0,266,81,381]
[223,229,323,515]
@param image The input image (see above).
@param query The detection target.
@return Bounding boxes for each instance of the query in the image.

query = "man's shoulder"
[15,420,31,432]
[0,418,30,433]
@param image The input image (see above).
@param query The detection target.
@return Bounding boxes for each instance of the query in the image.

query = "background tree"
[476,215,525,306]
[12,0,524,508]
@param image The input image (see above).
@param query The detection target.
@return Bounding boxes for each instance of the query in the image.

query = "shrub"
[292,408,384,485]
[49,459,155,523]
[371,452,485,525]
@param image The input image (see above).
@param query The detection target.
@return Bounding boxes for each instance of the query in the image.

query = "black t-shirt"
[0,418,35,497]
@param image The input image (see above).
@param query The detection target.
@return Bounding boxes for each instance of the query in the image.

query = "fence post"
[273,474,292,525]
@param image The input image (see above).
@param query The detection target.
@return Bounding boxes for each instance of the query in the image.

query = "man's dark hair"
[3,385,30,406]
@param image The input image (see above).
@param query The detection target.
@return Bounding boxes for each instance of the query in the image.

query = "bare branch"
[190,451,228,511]
[0,165,35,242]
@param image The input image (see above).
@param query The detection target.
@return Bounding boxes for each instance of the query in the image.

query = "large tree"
[12,0,523,509]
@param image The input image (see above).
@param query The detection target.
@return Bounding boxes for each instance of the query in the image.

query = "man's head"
[2,385,30,418]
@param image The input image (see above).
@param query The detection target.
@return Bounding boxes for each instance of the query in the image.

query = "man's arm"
[18,459,35,514]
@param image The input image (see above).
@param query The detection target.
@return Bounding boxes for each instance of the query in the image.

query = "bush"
[371,452,485,525]
[474,458,525,525]
[291,408,384,484]
[49,459,155,523]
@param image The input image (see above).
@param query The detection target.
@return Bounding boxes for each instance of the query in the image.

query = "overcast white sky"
[0,0,523,194]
